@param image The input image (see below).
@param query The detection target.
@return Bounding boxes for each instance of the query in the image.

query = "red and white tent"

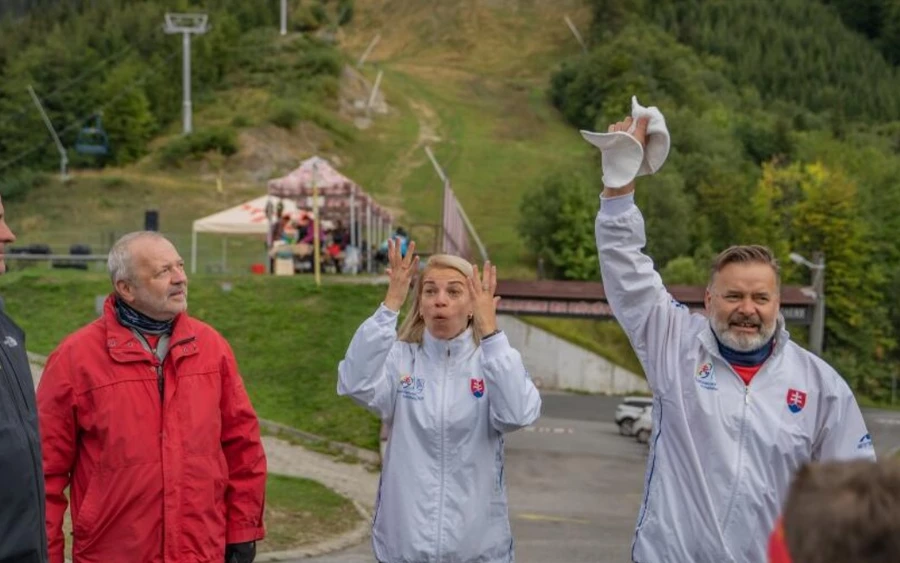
[268,156,392,223]
[267,156,394,272]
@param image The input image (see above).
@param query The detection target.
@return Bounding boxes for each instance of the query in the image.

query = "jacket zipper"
[719,367,754,534]
[435,346,450,562]
[132,330,179,560]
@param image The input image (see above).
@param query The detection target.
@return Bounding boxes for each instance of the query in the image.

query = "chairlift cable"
[0,43,136,130]
[0,49,180,173]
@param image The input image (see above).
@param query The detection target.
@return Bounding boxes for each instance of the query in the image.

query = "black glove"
[225,541,256,563]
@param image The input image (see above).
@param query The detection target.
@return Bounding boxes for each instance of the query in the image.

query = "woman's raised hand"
[383,238,419,312]
[468,260,500,334]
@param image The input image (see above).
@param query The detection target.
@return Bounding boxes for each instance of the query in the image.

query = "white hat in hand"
[580,96,670,187]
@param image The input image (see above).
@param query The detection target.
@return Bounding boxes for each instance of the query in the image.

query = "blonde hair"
[397,254,485,345]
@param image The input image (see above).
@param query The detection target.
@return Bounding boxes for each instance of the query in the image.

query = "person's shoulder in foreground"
[0,194,49,562]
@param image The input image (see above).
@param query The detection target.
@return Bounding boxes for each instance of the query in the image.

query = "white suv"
[633,406,653,444]
[615,396,654,436]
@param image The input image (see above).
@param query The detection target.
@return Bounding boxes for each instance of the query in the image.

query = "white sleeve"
[480,332,542,434]
[337,304,402,421]
[813,375,876,462]
[595,193,705,395]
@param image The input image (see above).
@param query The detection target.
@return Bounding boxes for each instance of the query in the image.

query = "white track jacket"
[596,194,876,563]
[338,305,542,563]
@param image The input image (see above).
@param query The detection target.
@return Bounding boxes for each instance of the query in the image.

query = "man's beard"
[711,311,777,352]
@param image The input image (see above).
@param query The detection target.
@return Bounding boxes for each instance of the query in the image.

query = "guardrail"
[5,254,108,261]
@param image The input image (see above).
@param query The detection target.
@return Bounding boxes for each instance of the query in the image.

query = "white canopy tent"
[190,194,301,273]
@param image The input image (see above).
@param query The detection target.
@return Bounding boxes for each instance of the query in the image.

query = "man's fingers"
[634,116,649,137]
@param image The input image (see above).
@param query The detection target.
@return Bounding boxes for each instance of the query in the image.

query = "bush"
[291,2,327,32]
[0,168,46,201]
[231,115,250,128]
[297,102,356,141]
[294,47,343,77]
[158,127,238,167]
[337,0,354,25]
[268,102,301,130]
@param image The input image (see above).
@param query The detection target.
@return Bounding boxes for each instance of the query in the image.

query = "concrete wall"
[497,315,649,395]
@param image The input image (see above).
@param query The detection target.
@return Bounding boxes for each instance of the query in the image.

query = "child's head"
[776,459,900,563]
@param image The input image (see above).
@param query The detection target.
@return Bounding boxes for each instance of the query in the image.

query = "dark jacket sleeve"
[0,311,49,562]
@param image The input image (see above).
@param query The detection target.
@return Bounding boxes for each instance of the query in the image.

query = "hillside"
[1,0,596,276]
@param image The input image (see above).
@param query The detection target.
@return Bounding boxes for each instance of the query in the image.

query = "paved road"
[292,391,900,563]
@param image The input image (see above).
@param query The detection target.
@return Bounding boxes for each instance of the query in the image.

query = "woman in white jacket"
[338,239,542,563]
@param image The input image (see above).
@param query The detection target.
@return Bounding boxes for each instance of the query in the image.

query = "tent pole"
[313,163,322,287]
[366,203,372,274]
[350,190,356,249]
[191,230,198,274]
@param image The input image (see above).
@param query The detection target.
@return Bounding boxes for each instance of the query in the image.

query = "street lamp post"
[789,251,826,357]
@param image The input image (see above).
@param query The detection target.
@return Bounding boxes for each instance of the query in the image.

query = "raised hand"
[468,260,500,335]
[383,238,419,312]
[608,115,649,149]
[603,116,649,196]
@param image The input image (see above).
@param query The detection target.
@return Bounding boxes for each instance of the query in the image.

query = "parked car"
[634,406,653,444]
[615,396,654,436]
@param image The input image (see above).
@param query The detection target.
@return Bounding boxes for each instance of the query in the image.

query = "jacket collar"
[699,314,790,363]
[103,294,198,363]
[422,326,476,361]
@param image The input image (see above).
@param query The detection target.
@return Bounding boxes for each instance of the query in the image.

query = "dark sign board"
[495,280,814,325]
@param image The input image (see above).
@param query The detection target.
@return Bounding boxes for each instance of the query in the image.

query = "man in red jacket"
[37,231,267,563]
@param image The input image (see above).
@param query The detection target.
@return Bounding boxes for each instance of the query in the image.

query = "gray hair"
[708,244,781,291]
[107,231,169,284]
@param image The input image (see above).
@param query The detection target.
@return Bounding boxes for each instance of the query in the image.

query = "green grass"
[3,170,269,275]
[858,396,900,412]
[60,473,358,558]
[261,473,360,552]
[521,316,645,377]
[1,270,386,450]
[332,0,598,274]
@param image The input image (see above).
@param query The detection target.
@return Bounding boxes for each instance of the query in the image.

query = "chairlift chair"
[75,115,111,156]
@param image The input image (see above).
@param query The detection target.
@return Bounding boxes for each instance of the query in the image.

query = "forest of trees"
[0,0,350,191]
[520,0,900,400]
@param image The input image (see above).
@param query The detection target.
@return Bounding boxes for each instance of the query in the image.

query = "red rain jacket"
[37,295,266,562]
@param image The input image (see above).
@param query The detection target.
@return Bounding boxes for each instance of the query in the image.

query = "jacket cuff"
[227,524,265,544]
[481,331,511,360]
[375,303,401,323]
[599,192,635,217]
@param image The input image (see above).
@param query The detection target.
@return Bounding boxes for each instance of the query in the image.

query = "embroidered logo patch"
[786,389,807,414]
[3,336,18,348]
[398,374,426,401]
[695,361,717,391]
[470,378,485,398]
